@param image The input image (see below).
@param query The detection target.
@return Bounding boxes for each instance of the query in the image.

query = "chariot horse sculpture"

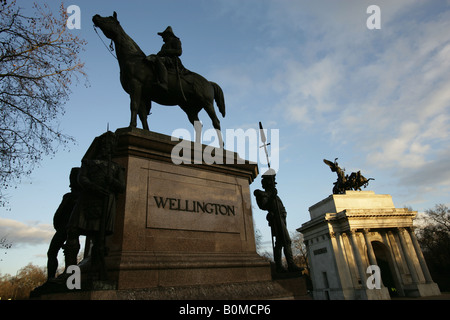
[323,158,374,194]
[92,12,226,146]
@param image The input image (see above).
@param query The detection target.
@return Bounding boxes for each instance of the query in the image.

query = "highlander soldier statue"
[65,131,126,280]
[46,167,81,280]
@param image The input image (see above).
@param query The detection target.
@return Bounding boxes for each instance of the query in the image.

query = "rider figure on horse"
[146,26,186,92]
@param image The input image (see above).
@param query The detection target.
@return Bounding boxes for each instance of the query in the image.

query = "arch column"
[362,229,377,266]
[382,230,405,296]
[407,227,434,283]
[331,231,354,292]
[397,228,419,284]
[347,230,367,287]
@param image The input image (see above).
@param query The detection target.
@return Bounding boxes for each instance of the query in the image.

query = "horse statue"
[323,158,374,194]
[347,171,374,191]
[92,12,226,146]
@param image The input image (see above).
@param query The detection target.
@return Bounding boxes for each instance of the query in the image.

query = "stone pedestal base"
[406,282,441,298]
[33,128,312,300]
[99,127,272,291]
[33,277,311,300]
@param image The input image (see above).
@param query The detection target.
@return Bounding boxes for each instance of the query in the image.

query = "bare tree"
[0,236,12,262]
[291,232,309,270]
[0,263,47,299]
[0,1,87,206]
[415,204,450,291]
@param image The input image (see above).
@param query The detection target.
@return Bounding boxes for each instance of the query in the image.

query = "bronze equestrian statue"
[92,12,226,146]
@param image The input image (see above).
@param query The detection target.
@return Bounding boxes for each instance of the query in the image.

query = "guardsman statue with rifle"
[254,170,301,273]
[253,122,301,273]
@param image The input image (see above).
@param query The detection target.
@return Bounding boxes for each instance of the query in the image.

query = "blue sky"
[1,0,450,276]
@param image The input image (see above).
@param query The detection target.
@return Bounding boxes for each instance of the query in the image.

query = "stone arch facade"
[298,191,441,300]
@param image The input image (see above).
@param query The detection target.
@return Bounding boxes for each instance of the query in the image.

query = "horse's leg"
[194,120,202,144]
[129,85,143,129]
[204,103,224,148]
[129,95,138,128]
[185,108,202,143]
[139,112,149,130]
[139,100,150,131]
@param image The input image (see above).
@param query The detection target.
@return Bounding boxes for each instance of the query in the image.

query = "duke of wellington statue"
[30,11,311,300]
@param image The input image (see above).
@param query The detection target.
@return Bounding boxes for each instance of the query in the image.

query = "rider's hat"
[158,26,175,37]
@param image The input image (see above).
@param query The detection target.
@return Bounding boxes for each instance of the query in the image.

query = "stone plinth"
[34,277,312,300]
[309,191,397,219]
[298,191,441,300]
[102,127,272,292]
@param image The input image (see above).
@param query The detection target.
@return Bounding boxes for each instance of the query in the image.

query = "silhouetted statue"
[92,12,225,146]
[323,158,374,194]
[46,167,81,280]
[65,131,125,280]
[254,170,301,273]
[146,26,186,92]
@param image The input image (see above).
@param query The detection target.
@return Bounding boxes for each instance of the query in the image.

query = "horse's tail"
[211,82,225,117]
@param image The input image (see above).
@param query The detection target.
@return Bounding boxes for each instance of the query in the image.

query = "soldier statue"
[65,131,125,280]
[46,167,81,280]
[254,170,301,273]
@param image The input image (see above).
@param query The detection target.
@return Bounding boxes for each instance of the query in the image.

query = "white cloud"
[210,0,450,197]
[238,1,450,204]
[0,218,53,247]
[401,154,450,187]
[272,3,449,160]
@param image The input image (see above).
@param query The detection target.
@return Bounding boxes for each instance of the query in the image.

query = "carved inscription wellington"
[153,196,236,216]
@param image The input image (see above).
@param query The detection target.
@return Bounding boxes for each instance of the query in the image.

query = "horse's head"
[93,12,120,40]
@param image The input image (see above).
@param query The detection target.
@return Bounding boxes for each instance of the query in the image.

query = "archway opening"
[371,241,398,297]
